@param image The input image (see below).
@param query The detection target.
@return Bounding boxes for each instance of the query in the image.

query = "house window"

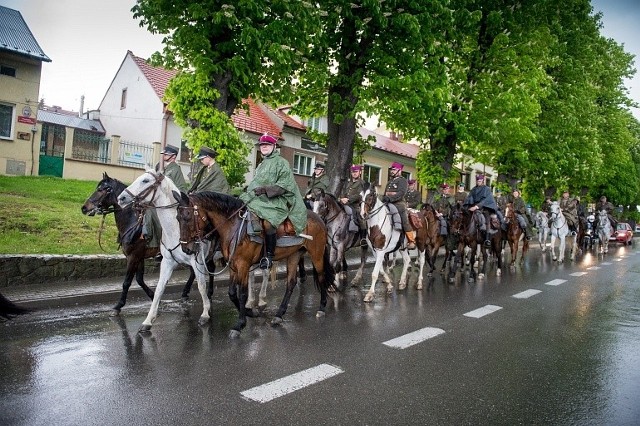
[120,88,127,109]
[0,65,16,77]
[0,103,15,139]
[179,139,190,162]
[40,123,66,156]
[293,153,313,176]
[364,164,381,186]
[305,117,321,132]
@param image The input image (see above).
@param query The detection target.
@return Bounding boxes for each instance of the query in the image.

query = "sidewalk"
[2,252,378,310]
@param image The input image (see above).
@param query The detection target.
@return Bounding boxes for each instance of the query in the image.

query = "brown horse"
[81,173,213,315]
[174,191,335,338]
[420,204,452,275]
[504,203,529,266]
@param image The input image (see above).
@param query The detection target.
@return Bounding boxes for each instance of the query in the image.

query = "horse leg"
[298,257,307,284]
[181,268,196,300]
[559,236,566,263]
[258,271,269,309]
[352,246,367,285]
[509,240,517,268]
[272,256,301,326]
[397,249,411,290]
[550,234,557,261]
[112,257,143,315]
[138,257,177,333]
[364,253,386,302]
[494,239,503,277]
[521,238,529,264]
[246,271,256,309]
[467,244,477,283]
[416,248,426,289]
[478,245,489,279]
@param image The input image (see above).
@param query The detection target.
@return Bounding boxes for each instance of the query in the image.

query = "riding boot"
[482,230,491,247]
[259,232,277,270]
[405,231,416,250]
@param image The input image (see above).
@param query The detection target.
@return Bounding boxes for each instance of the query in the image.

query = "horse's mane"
[102,176,127,194]
[191,191,244,216]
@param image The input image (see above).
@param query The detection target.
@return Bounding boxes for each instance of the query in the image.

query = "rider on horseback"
[339,164,368,246]
[383,162,416,250]
[510,189,535,241]
[240,134,308,269]
[463,174,504,247]
[434,183,454,236]
[558,190,578,235]
[596,195,618,230]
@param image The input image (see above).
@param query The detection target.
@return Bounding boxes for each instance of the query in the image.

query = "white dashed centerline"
[569,272,588,277]
[464,305,502,318]
[601,262,612,265]
[383,327,446,349]
[587,266,601,270]
[240,364,343,403]
[545,279,567,286]
[512,289,542,299]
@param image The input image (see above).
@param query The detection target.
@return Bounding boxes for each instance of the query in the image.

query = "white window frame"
[364,164,381,186]
[293,152,313,176]
[120,88,127,109]
[0,102,16,140]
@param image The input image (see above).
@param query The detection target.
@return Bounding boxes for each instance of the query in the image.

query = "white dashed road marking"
[545,279,567,286]
[569,272,588,276]
[587,266,601,270]
[616,258,623,262]
[240,364,343,403]
[383,327,446,349]
[601,262,612,265]
[512,289,542,299]
[464,305,502,318]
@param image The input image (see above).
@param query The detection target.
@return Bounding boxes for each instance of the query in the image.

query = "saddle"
[343,205,360,232]
[385,203,403,231]
[248,211,296,237]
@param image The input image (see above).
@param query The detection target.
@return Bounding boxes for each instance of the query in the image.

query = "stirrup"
[407,241,416,250]
[483,240,492,247]
[570,231,577,236]
[259,257,273,270]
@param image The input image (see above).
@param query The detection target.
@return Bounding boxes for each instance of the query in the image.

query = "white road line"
[240,364,343,403]
[512,289,542,299]
[570,272,588,276]
[383,327,445,349]
[616,258,623,262]
[587,266,601,270]
[545,279,567,286]
[464,305,502,318]
[601,262,612,265]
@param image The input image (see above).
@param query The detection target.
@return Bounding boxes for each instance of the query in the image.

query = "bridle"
[120,172,166,209]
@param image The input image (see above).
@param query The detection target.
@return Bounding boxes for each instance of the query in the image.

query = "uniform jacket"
[189,162,230,195]
[384,176,408,204]
[340,178,366,208]
[306,174,329,195]
[240,151,307,234]
[434,194,454,216]
[455,191,468,204]
[405,189,421,209]
[162,161,188,193]
[512,197,527,215]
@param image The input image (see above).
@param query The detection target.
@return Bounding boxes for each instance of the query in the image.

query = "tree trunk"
[326,86,357,197]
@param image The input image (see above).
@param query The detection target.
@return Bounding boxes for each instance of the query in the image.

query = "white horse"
[596,209,611,254]
[360,187,410,302]
[535,211,550,252]
[549,201,578,262]
[117,170,212,332]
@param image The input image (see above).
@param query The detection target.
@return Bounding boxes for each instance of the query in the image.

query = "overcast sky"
[2,0,638,120]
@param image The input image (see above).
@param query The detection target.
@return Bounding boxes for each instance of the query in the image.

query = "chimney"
[389,131,397,140]
[79,95,85,118]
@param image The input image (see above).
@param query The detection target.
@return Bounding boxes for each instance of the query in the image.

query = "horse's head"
[174,191,208,255]
[536,211,548,227]
[361,186,378,219]
[597,210,609,226]
[117,170,165,209]
[82,172,123,216]
[505,202,514,219]
[549,201,561,220]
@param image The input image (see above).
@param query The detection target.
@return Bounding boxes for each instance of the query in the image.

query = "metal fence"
[71,131,111,163]
[117,139,155,169]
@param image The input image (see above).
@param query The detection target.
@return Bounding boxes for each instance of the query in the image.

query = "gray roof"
[38,109,105,133]
[0,6,51,62]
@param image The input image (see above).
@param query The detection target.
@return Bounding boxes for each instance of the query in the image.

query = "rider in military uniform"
[405,179,421,209]
[454,182,468,206]
[188,146,230,195]
[433,183,454,236]
[495,188,508,214]
[383,162,416,249]
[511,189,535,240]
[339,164,368,245]
[463,174,504,247]
[596,195,617,229]
[558,190,578,235]
[540,196,553,214]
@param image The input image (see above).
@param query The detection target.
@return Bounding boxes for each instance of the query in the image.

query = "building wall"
[0,52,43,176]
[98,54,164,145]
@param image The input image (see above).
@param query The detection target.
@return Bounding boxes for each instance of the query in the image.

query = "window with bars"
[40,123,66,156]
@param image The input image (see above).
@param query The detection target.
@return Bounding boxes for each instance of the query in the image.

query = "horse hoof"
[497,269,502,276]
[271,316,283,326]
[416,283,423,290]
[478,273,485,280]
[229,329,241,339]
[198,317,210,326]
[109,309,121,317]
[364,294,374,303]
[316,310,325,318]
[138,324,152,334]
[398,284,407,291]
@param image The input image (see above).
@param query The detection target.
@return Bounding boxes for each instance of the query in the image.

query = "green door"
[38,154,63,177]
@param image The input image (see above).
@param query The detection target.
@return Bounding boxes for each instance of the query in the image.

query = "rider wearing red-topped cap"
[239,134,307,269]
[340,164,368,246]
[383,161,416,250]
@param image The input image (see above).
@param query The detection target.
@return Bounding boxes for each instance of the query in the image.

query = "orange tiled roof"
[130,51,178,99]
[358,127,419,160]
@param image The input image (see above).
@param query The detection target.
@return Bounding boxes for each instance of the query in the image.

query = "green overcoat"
[240,151,307,234]
[163,161,188,193]
[189,162,230,194]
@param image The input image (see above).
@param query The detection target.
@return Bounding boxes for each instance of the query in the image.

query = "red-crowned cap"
[390,162,404,170]
[408,179,416,185]
[476,174,485,181]
[350,165,363,172]
[441,183,450,189]
[258,134,278,145]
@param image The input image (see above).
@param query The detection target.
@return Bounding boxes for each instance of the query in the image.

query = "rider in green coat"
[240,134,307,269]
[188,146,230,195]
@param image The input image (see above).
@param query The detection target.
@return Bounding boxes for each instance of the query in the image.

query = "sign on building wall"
[121,149,146,165]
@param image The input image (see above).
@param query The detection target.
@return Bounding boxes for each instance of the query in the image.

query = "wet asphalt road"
[1,244,640,425]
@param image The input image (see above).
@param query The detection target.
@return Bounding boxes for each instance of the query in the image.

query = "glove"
[382,196,390,203]
[253,187,267,196]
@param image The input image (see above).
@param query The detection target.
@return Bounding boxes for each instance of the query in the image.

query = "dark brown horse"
[504,203,529,266]
[420,204,452,275]
[174,191,335,338]
[81,173,212,315]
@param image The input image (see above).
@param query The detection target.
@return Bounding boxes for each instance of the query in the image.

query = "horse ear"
[172,190,183,204]
[103,172,109,179]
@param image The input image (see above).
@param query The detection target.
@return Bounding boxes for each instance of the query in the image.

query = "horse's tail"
[321,248,337,293]
[0,291,30,320]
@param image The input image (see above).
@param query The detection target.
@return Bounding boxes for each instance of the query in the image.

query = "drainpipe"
[30,124,38,175]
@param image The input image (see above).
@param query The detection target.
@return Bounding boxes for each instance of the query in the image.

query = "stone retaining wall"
[0,255,161,287]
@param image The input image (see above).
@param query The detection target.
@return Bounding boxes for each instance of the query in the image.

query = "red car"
[609,222,634,245]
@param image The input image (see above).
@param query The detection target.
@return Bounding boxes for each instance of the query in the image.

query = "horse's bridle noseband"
[121,172,165,208]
